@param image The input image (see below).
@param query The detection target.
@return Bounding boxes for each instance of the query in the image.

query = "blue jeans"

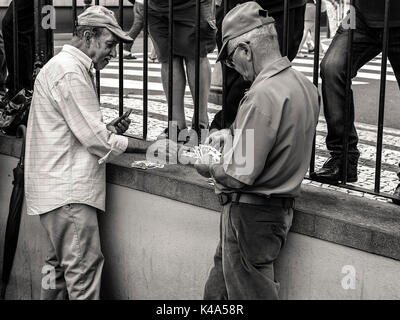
[203,201,293,300]
[320,11,400,162]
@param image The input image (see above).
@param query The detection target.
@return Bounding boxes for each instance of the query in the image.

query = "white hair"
[227,23,280,59]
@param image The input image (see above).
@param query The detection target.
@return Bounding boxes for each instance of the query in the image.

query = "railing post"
[374,0,391,193]
[342,0,354,184]
[72,0,77,28]
[282,0,289,57]
[194,0,201,140]
[95,0,100,100]
[168,0,174,133]
[221,0,228,129]
[143,0,148,140]
[309,0,322,175]
[12,0,18,94]
[118,0,124,117]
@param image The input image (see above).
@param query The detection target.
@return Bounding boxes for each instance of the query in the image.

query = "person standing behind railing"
[122,0,157,61]
[297,0,325,57]
[0,0,34,109]
[209,0,307,131]
[312,0,400,189]
[148,0,217,141]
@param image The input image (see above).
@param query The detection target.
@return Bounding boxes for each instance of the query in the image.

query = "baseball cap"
[216,1,275,62]
[77,5,133,43]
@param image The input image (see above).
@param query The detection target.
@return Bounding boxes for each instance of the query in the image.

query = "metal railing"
[24,0,399,201]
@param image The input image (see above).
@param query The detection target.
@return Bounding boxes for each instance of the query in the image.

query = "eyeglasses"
[222,41,250,69]
[223,44,240,68]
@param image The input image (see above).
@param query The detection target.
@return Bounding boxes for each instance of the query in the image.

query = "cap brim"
[216,40,229,63]
[105,26,133,43]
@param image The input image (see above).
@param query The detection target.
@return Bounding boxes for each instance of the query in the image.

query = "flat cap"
[77,5,133,43]
[217,1,275,62]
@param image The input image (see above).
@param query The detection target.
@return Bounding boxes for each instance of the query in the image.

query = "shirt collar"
[62,44,94,73]
[251,56,292,88]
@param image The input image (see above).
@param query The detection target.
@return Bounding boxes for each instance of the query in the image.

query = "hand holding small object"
[107,109,132,134]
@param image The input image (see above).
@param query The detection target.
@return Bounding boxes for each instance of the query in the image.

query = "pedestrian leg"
[160,56,187,130]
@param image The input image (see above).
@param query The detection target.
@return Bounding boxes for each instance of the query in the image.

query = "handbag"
[0,89,32,136]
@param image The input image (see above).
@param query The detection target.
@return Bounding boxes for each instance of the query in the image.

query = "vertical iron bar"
[282,0,289,56]
[168,0,174,132]
[221,0,228,128]
[72,0,77,28]
[34,0,40,67]
[48,0,54,59]
[194,0,201,138]
[311,0,322,174]
[314,0,321,60]
[12,0,18,93]
[95,0,100,100]
[118,0,124,117]
[374,0,391,193]
[342,0,354,184]
[310,0,322,174]
[143,0,148,140]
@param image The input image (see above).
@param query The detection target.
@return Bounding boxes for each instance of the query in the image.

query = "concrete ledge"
[2,133,400,262]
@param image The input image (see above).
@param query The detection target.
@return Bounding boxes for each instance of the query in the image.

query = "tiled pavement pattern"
[98,46,399,203]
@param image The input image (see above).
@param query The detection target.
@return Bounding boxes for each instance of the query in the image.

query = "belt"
[217,192,295,209]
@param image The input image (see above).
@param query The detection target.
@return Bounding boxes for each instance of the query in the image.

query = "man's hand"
[107,115,131,135]
[204,128,231,151]
[194,160,212,178]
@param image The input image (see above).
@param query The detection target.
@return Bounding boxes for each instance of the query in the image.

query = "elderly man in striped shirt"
[24,6,152,300]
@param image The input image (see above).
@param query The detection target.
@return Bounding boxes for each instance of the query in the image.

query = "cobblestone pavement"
[100,92,399,203]
[98,47,399,204]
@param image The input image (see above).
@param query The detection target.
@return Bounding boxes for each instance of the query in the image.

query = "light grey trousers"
[39,203,104,300]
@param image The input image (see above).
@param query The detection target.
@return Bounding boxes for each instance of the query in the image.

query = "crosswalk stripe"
[294,65,397,82]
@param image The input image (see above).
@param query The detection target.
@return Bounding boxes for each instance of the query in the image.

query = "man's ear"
[83,30,92,47]
[240,43,252,61]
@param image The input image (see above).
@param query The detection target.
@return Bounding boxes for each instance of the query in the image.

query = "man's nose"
[111,46,117,58]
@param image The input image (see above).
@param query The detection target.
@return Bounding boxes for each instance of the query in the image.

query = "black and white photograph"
[0,0,399,312]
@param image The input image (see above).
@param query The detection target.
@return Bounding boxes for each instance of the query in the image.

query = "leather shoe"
[310,157,358,184]
[393,183,400,205]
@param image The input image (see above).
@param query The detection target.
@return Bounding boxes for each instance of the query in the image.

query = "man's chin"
[94,62,108,71]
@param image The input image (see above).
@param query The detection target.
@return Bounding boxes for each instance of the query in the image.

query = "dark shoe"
[393,184,400,205]
[310,157,358,184]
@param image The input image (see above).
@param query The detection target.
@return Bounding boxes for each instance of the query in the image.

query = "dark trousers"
[203,201,293,300]
[210,3,306,130]
[2,0,34,96]
[320,11,400,162]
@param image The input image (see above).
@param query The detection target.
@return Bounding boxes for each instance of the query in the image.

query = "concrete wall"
[1,153,400,300]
